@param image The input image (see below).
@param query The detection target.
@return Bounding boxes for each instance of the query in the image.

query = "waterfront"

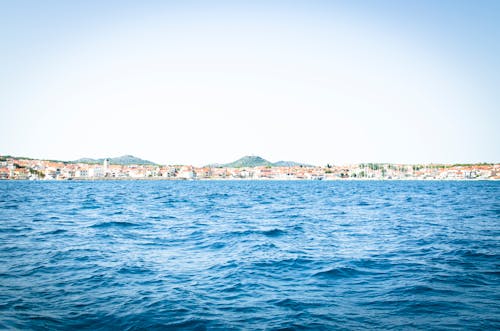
[1,156,499,180]
[1,180,499,329]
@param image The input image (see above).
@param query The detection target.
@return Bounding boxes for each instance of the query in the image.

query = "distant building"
[178,166,195,179]
[88,167,104,178]
[103,159,110,176]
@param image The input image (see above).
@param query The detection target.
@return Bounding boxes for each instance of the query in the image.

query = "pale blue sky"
[1,0,499,166]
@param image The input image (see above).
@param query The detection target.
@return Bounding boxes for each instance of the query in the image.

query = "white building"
[75,169,89,178]
[88,167,104,178]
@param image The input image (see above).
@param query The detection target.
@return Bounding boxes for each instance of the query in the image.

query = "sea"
[0,180,498,330]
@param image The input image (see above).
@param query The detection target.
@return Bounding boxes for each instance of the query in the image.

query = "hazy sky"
[1,0,499,166]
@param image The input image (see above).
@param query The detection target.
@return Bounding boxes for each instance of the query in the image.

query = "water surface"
[0,180,499,329]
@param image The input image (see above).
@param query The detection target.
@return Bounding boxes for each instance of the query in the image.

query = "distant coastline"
[1,155,498,181]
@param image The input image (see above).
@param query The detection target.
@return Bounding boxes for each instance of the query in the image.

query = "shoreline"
[1,178,498,182]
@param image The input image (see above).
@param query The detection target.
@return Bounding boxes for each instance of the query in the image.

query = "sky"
[1,0,499,166]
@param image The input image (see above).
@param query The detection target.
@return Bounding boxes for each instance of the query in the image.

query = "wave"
[313,266,370,279]
[230,228,287,237]
[43,229,68,235]
[90,221,141,228]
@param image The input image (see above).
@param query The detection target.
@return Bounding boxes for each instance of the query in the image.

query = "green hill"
[273,160,313,167]
[209,156,314,168]
[222,156,273,168]
[74,155,156,165]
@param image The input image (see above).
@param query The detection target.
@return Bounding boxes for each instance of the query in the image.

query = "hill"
[221,156,273,168]
[74,155,156,165]
[209,156,313,168]
[273,160,313,167]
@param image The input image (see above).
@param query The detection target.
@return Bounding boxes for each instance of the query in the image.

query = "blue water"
[0,180,499,330]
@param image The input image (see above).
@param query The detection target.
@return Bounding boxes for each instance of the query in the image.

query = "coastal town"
[1,155,498,181]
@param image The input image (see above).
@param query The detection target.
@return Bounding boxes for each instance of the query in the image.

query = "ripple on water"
[90,221,141,228]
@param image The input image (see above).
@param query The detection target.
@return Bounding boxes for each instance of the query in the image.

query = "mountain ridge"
[74,155,156,165]
[273,160,313,167]
[206,156,314,168]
